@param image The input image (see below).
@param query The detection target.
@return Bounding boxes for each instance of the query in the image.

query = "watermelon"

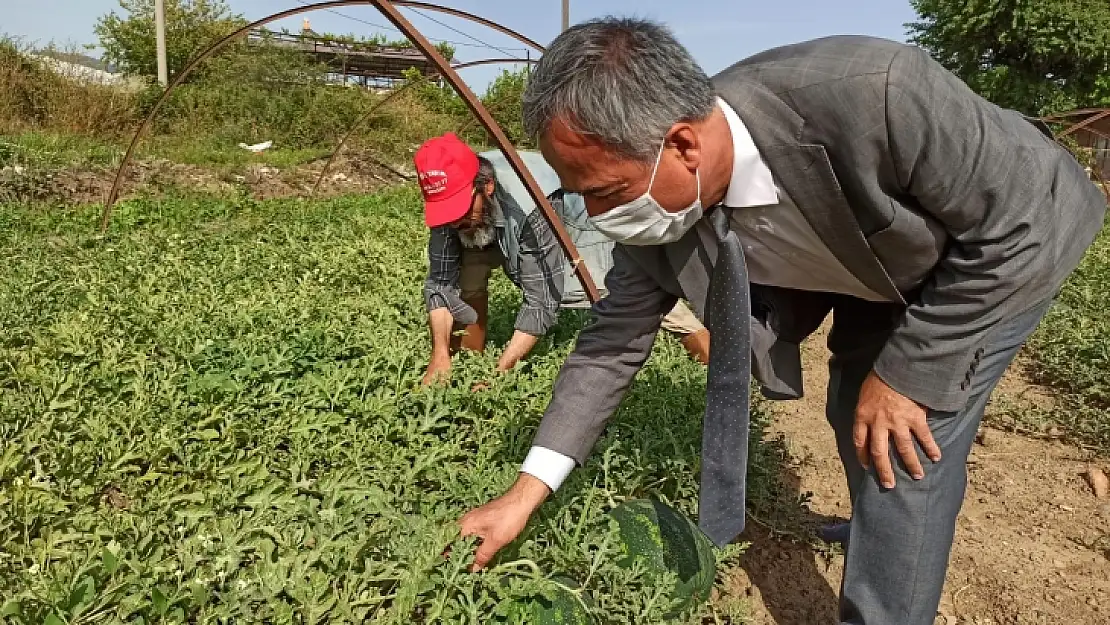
[501,584,593,624]
[609,498,717,612]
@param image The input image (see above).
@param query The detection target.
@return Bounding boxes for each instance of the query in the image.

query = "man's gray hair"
[522,17,716,161]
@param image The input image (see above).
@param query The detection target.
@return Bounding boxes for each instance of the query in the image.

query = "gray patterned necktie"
[698,205,751,548]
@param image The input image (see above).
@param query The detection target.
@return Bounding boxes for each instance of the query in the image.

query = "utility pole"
[561,0,569,31]
[155,0,168,86]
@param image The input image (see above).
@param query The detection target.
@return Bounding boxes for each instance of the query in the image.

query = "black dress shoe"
[817,521,851,546]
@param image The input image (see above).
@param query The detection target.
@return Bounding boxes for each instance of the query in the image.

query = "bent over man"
[457,19,1106,625]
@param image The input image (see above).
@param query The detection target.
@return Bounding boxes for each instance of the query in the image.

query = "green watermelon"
[609,498,717,612]
[501,584,593,624]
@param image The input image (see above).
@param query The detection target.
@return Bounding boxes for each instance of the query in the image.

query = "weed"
[1020,225,1110,454]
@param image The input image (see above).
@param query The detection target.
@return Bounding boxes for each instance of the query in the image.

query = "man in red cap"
[415,133,710,385]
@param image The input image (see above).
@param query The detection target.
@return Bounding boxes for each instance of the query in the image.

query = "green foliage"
[95,0,247,79]
[483,68,532,148]
[0,38,139,137]
[401,66,469,119]
[0,33,463,161]
[152,44,371,148]
[0,189,789,622]
[400,65,533,148]
[1023,224,1110,453]
[907,0,1110,114]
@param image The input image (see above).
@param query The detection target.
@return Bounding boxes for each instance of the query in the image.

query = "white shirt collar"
[716,96,779,207]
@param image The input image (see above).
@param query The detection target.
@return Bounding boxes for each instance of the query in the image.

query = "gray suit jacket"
[533,36,1107,465]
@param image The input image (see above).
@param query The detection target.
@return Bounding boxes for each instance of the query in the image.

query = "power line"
[289,0,526,53]
[402,7,515,58]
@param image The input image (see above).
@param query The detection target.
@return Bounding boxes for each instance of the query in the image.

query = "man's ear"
[665,123,702,172]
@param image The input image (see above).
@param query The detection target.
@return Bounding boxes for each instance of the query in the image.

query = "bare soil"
[4,150,408,206]
[732,322,1110,625]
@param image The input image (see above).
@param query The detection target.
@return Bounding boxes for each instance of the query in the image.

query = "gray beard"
[458,225,496,249]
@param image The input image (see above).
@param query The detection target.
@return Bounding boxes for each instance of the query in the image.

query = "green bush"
[0,39,139,137]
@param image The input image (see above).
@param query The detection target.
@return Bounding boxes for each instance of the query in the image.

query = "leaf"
[65,576,97,611]
[151,587,168,615]
[44,614,65,625]
[102,547,120,575]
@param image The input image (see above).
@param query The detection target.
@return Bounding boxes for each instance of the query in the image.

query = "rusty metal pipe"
[1055,109,1110,140]
[391,1,545,52]
[311,56,536,197]
[366,2,599,301]
[100,1,544,226]
[100,1,599,303]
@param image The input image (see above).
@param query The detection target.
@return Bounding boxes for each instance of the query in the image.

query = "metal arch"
[391,1,545,53]
[100,0,544,225]
[310,56,537,197]
[99,1,599,302]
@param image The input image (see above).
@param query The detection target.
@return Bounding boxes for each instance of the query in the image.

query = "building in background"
[1043,108,1110,181]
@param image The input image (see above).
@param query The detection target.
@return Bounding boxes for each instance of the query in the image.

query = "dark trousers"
[824,295,1055,625]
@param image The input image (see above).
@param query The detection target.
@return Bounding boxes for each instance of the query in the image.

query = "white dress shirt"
[520,97,889,491]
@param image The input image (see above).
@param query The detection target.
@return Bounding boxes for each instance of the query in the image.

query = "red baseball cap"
[414,133,480,228]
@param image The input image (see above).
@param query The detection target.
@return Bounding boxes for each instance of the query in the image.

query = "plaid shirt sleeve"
[513,211,566,336]
[423,226,478,326]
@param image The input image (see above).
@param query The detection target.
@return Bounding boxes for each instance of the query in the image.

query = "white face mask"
[587,140,704,246]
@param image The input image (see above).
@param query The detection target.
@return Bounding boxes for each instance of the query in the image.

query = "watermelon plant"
[0,187,785,623]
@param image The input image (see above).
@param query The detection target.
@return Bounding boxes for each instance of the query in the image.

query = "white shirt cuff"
[520,446,576,492]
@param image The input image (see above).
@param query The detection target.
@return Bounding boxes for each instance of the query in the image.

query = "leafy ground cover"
[0,188,795,623]
[1021,225,1110,454]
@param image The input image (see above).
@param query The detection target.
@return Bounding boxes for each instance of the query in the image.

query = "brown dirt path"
[730,323,1110,624]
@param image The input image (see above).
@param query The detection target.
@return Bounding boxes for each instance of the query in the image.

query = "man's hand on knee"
[853,371,943,488]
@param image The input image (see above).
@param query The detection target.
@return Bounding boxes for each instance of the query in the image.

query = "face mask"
[587,140,704,246]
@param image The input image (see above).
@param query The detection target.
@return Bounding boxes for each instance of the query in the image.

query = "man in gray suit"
[457,17,1106,625]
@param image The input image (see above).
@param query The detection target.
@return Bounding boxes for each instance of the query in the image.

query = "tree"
[482,68,531,147]
[95,0,247,79]
[907,0,1110,115]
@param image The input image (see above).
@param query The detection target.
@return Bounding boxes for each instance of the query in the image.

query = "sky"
[5,0,920,90]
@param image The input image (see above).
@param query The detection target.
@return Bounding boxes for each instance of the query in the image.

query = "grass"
[1018,225,1110,454]
[0,188,800,623]
[0,131,331,171]
[0,38,529,178]
[0,133,122,169]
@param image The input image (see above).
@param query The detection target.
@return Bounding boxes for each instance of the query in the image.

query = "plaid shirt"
[424,192,565,336]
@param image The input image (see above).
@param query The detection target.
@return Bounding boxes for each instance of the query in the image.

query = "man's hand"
[458,473,550,572]
[424,308,456,386]
[854,371,942,489]
[495,331,540,373]
[422,353,451,386]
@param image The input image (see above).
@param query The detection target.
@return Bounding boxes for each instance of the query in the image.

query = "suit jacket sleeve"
[531,244,678,464]
[875,45,1057,412]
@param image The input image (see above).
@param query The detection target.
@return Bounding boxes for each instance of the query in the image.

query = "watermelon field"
[0,189,793,623]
